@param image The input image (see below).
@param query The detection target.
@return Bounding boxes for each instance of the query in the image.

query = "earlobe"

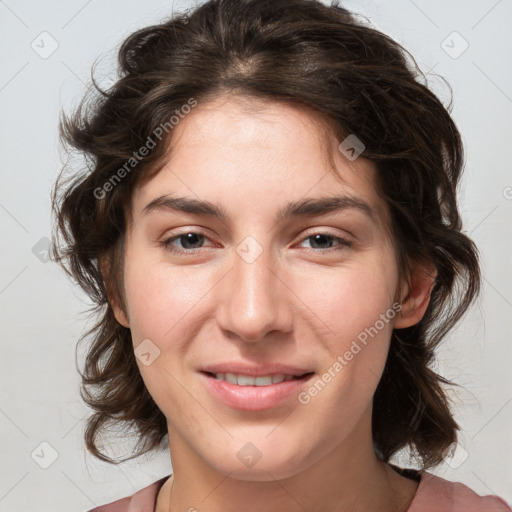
[99,257,130,328]
[394,263,436,329]
[111,300,130,328]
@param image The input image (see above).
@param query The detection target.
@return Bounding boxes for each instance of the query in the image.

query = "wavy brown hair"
[51,0,480,467]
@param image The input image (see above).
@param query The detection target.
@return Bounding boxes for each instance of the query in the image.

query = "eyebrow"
[142,194,374,223]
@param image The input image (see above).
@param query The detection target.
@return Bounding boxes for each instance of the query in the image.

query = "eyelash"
[160,230,353,255]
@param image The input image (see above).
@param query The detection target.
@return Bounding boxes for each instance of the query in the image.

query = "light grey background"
[0,0,511,510]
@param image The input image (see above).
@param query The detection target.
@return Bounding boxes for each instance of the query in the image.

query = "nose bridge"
[215,237,292,342]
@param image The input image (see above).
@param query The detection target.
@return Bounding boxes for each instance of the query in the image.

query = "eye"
[297,232,352,251]
[160,230,352,255]
[161,231,215,254]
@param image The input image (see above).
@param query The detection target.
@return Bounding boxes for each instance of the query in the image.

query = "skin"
[108,95,435,512]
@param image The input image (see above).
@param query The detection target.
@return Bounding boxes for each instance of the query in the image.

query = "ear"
[394,261,436,329]
[99,257,130,328]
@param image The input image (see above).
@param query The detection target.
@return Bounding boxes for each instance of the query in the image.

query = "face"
[111,95,425,481]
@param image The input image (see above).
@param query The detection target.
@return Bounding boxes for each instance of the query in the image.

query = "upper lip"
[200,362,314,377]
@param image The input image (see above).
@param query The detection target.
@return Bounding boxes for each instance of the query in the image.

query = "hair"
[51,0,480,467]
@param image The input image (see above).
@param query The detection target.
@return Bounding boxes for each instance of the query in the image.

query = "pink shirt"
[87,471,511,512]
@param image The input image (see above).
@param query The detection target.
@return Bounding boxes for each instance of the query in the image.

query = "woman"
[51,0,511,510]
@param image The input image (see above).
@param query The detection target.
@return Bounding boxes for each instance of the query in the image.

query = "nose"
[214,243,294,343]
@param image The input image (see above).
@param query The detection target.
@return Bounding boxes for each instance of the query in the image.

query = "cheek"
[122,250,209,343]
[293,258,398,402]
[296,259,398,343]
[121,253,207,407]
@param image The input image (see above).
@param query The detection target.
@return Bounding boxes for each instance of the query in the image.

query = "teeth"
[214,373,296,386]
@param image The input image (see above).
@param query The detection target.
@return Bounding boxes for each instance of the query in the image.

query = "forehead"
[130,95,389,227]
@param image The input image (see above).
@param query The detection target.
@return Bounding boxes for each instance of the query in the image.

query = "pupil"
[181,233,202,249]
[310,234,332,249]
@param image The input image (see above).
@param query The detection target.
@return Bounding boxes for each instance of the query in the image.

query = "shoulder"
[86,475,171,512]
[408,471,511,512]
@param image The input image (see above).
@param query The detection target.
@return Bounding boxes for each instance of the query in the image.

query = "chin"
[201,437,312,482]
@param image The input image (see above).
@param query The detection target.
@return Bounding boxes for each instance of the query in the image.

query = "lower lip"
[200,372,314,411]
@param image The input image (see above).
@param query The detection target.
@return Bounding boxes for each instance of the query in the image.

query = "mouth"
[201,371,314,386]
[199,370,315,411]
